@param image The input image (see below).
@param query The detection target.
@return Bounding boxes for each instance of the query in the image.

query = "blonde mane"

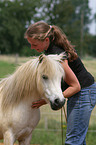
[0,53,65,112]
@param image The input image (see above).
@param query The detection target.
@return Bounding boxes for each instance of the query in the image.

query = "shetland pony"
[0,53,65,145]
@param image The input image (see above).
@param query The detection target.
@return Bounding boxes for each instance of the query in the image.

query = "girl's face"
[27,37,50,52]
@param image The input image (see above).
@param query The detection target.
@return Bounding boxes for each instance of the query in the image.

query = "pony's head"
[36,53,66,110]
[1,53,66,112]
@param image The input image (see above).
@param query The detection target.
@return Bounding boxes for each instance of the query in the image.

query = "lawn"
[0,55,96,145]
[0,61,16,78]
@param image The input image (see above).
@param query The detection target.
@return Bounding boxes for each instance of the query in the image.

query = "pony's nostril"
[54,98,60,105]
[50,98,65,110]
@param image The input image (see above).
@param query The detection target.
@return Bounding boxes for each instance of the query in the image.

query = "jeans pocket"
[89,89,96,106]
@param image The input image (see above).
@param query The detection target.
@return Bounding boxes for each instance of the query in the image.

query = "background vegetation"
[0,0,96,57]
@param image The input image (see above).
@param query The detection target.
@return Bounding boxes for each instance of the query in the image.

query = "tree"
[0,0,41,55]
[94,13,96,35]
[40,0,92,56]
[84,34,96,57]
[0,0,95,57]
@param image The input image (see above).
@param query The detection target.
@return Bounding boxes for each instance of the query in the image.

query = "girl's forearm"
[63,86,81,98]
[32,99,47,108]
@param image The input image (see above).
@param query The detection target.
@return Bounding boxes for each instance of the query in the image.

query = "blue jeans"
[65,82,96,145]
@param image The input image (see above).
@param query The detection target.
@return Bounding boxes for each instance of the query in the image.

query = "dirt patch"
[0,144,17,145]
[0,144,39,145]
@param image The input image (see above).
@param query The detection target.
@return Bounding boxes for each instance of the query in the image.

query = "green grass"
[31,130,64,145]
[82,58,96,81]
[0,61,16,78]
[0,56,96,145]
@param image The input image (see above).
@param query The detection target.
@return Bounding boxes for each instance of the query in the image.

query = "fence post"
[15,53,19,64]
[44,116,48,130]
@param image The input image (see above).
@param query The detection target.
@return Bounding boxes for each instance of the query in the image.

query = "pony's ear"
[39,54,45,63]
[59,52,67,62]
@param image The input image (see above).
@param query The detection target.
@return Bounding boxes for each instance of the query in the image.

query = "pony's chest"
[0,103,40,139]
[12,104,40,126]
[0,104,40,132]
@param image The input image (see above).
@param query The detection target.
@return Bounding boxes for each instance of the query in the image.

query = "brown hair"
[25,21,78,61]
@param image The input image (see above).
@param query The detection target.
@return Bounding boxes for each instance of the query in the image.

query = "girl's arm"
[32,99,47,108]
[62,60,81,98]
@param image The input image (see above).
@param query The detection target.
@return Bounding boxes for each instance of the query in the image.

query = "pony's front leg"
[4,130,15,145]
[19,133,32,145]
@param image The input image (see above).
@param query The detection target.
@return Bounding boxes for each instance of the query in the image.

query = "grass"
[82,58,96,81]
[31,130,64,145]
[0,61,16,78]
[0,55,96,145]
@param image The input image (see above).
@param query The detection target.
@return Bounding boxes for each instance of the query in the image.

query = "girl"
[25,21,96,145]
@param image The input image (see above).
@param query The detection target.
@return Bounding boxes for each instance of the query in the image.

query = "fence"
[32,105,96,145]
[33,104,96,144]
[36,105,96,132]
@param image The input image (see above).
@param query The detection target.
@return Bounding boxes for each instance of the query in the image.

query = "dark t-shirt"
[45,43,94,90]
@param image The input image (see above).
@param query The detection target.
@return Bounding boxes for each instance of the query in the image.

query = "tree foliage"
[0,0,41,55]
[40,0,92,55]
[0,0,96,57]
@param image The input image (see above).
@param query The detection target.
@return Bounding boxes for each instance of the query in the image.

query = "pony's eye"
[42,75,48,80]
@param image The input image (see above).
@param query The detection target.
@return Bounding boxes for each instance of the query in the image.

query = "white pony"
[0,53,65,145]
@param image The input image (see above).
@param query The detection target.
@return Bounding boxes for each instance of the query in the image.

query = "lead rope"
[61,103,67,145]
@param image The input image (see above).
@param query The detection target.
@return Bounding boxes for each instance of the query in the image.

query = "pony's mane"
[0,53,65,112]
[38,53,64,77]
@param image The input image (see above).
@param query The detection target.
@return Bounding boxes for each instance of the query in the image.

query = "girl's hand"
[32,99,47,108]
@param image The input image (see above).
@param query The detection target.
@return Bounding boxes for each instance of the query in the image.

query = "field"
[0,55,96,145]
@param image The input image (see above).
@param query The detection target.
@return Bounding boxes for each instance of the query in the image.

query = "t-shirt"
[45,42,94,90]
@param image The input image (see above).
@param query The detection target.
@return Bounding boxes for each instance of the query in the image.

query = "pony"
[0,53,66,145]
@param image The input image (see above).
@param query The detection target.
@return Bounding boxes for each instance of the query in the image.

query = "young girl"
[25,21,96,145]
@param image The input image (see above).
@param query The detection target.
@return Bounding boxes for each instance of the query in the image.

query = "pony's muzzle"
[50,98,65,110]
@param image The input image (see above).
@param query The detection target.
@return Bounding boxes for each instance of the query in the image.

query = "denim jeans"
[65,82,96,145]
